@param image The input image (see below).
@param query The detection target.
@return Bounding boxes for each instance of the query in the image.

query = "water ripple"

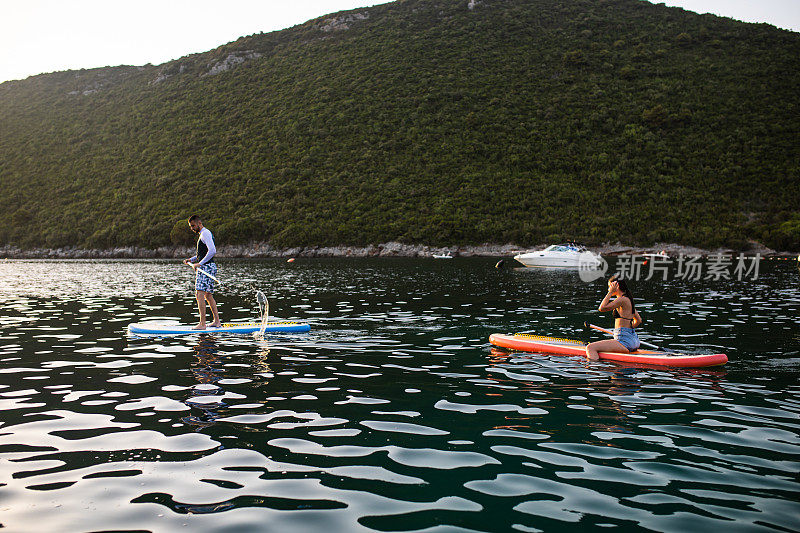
[0,258,798,531]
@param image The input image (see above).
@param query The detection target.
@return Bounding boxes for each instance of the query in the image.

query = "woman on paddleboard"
[586,275,642,361]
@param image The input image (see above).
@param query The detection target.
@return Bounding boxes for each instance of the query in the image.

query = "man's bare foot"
[209,321,221,328]
[192,323,207,330]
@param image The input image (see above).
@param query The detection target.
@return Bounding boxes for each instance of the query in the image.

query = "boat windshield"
[545,244,582,253]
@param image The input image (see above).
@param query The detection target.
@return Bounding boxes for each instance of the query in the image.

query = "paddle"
[184,261,221,285]
[197,267,221,285]
[583,322,672,352]
[254,291,269,339]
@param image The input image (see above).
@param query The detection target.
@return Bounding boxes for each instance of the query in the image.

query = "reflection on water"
[0,258,798,532]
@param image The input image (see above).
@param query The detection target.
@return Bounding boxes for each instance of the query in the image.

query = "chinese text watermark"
[579,253,761,282]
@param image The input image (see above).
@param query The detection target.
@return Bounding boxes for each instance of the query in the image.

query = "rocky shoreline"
[0,241,789,259]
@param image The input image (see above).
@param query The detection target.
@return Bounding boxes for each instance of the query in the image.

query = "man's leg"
[193,290,208,329]
[205,293,221,327]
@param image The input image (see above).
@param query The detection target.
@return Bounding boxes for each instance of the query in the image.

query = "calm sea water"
[0,258,798,532]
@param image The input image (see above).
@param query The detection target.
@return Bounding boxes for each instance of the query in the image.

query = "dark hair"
[610,275,636,313]
[188,214,201,223]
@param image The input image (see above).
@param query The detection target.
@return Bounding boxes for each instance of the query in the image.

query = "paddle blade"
[254,291,269,339]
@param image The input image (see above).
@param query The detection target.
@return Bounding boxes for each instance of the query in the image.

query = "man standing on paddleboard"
[183,215,221,330]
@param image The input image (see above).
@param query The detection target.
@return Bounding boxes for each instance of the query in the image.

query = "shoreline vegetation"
[0,241,789,260]
[1,0,799,254]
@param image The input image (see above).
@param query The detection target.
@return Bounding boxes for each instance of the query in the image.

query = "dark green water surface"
[0,258,798,532]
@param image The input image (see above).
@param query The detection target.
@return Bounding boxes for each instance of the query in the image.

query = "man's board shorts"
[614,327,641,351]
[195,262,217,293]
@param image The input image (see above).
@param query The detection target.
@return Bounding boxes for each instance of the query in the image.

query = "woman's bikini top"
[612,302,635,325]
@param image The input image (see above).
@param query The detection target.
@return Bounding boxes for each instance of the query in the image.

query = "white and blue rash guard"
[188,228,216,265]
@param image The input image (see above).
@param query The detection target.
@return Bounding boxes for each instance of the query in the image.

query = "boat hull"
[513,249,602,269]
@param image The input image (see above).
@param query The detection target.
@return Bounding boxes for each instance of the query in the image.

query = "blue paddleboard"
[127,321,310,335]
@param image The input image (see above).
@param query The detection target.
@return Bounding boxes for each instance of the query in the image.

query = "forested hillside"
[1,0,798,251]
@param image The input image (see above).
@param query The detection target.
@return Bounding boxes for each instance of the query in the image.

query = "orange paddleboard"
[489,333,728,368]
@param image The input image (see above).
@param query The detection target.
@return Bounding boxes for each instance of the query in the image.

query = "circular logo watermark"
[578,252,608,283]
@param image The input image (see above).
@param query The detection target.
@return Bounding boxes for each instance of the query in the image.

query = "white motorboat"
[513,244,603,269]
[432,250,454,259]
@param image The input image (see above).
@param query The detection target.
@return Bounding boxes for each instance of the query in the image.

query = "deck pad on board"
[128,321,310,335]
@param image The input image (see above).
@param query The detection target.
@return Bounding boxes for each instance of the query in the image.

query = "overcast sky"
[0,0,797,84]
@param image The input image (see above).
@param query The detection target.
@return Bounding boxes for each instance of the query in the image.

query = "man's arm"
[198,229,216,265]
